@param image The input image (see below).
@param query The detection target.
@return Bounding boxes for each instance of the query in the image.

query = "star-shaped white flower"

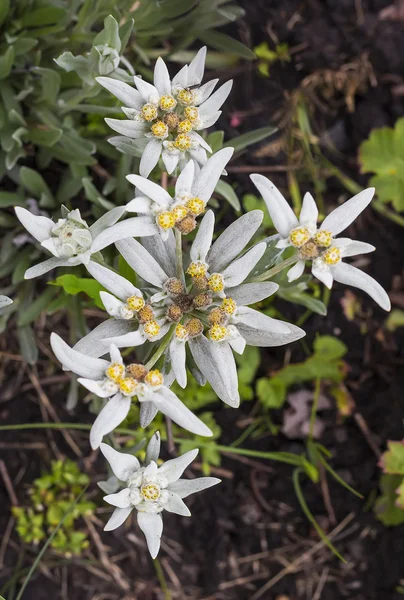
[100,433,220,558]
[15,205,157,279]
[96,47,233,176]
[50,333,212,449]
[125,148,233,240]
[251,175,391,311]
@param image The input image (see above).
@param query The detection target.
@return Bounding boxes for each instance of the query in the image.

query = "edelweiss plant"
[14,43,391,557]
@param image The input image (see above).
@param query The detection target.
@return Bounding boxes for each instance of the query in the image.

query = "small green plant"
[254,41,290,77]
[359,117,404,211]
[375,441,404,525]
[13,459,95,556]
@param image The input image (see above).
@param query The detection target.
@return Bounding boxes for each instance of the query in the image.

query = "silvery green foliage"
[13,43,391,557]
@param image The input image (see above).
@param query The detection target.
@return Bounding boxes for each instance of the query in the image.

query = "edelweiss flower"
[0,296,12,308]
[125,148,233,240]
[15,206,157,279]
[100,432,220,558]
[93,211,304,408]
[251,176,391,311]
[97,47,233,176]
[50,333,212,449]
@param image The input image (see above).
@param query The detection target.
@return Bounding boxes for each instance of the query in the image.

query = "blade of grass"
[15,485,89,600]
[292,468,345,562]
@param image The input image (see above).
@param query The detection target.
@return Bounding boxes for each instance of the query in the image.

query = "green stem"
[153,558,171,599]
[145,326,175,370]
[249,255,298,283]
[309,377,321,440]
[175,229,183,280]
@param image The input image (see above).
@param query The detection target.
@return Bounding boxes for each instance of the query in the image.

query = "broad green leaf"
[199,30,255,60]
[313,335,347,361]
[224,126,277,153]
[374,474,404,526]
[379,440,404,475]
[359,118,404,211]
[48,274,105,309]
[243,193,273,227]
[34,68,61,105]
[20,6,66,27]
[0,46,15,80]
[215,179,240,211]
[17,325,38,365]
[0,0,10,27]
[93,15,121,51]
[278,288,327,315]
[27,125,63,148]
[19,167,54,205]
[17,288,58,327]
[0,192,25,207]
[206,130,224,153]
[256,377,286,409]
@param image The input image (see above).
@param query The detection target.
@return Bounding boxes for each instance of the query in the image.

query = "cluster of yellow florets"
[155,197,206,236]
[104,359,164,397]
[288,226,341,266]
[206,297,238,342]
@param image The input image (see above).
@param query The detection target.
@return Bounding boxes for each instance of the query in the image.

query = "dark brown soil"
[1,1,404,599]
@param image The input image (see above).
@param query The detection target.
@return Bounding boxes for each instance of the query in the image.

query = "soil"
[1,1,404,599]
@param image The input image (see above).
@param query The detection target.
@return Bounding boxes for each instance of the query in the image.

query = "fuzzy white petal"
[15,207,53,242]
[250,175,298,238]
[153,57,171,96]
[169,338,187,388]
[87,261,140,301]
[158,449,199,483]
[237,320,305,347]
[236,306,290,334]
[77,378,115,398]
[90,206,126,239]
[116,237,169,287]
[137,512,163,559]
[332,262,390,311]
[175,159,195,196]
[125,196,152,214]
[126,174,172,206]
[311,263,334,288]
[199,80,233,116]
[105,118,147,138]
[150,388,213,437]
[140,402,159,428]
[104,488,132,508]
[222,243,266,288]
[225,282,279,306]
[191,148,234,202]
[74,320,135,358]
[139,139,163,177]
[320,188,375,236]
[24,257,72,279]
[340,241,375,257]
[133,76,159,103]
[299,192,318,226]
[96,77,143,109]
[168,477,220,499]
[164,492,191,517]
[104,507,133,531]
[91,217,158,253]
[90,395,132,449]
[50,333,109,379]
[287,259,305,282]
[190,209,214,263]
[187,46,206,85]
[145,432,161,465]
[100,442,140,480]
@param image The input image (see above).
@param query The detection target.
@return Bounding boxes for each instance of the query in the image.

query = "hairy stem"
[250,255,298,282]
[145,326,175,370]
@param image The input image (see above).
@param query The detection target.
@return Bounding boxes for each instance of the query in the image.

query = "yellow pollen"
[177,88,195,105]
[159,95,176,111]
[175,324,188,340]
[143,320,161,337]
[126,295,145,312]
[140,103,158,121]
[141,483,160,501]
[209,324,228,342]
[105,363,125,382]
[119,377,138,396]
[187,261,207,277]
[186,197,205,216]
[157,211,176,230]
[178,119,193,133]
[314,230,333,247]
[322,247,342,265]
[172,205,189,222]
[184,106,199,122]
[185,318,204,337]
[208,307,227,326]
[174,133,192,151]
[289,227,311,248]
[151,120,168,138]
[144,369,164,388]
[208,273,224,293]
[222,298,237,315]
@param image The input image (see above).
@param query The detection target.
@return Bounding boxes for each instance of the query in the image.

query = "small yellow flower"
[185,318,204,337]
[119,377,138,396]
[159,95,176,111]
[105,363,125,382]
[141,103,158,121]
[289,227,311,248]
[157,211,176,230]
[184,106,199,122]
[177,88,195,105]
[222,298,237,315]
[174,133,192,151]
[187,261,207,277]
[172,205,189,222]
[186,197,205,216]
[208,273,224,293]
[175,323,188,340]
[314,230,333,247]
[178,119,193,133]
[209,324,228,342]
[208,307,227,326]
[322,247,342,265]
[144,369,164,388]
[138,305,155,323]
[127,295,145,312]
[151,120,168,138]
[141,483,160,501]
[143,320,161,337]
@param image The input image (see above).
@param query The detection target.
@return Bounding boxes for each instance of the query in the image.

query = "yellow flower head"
[314,230,333,248]
[174,133,192,151]
[209,324,228,342]
[143,320,161,337]
[144,369,164,388]
[127,295,145,312]
[186,197,205,216]
[157,211,176,230]
[159,95,176,111]
[289,227,311,248]
[141,103,158,121]
[151,120,168,138]
[208,273,224,293]
[322,247,342,265]
[177,88,195,105]
[105,362,125,382]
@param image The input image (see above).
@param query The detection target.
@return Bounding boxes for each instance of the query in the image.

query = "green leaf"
[359,118,404,211]
[0,192,25,207]
[224,126,277,152]
[34,68,61,105]
[199,30,255,60]
[214,179,240,211]
[206,130,224,153]
[313,335,347,360]
[17,287,58,327]
[374,474,404,526]
[256,376,286,409]
[17,325,38,365]
[385,309,404,332]
[48,274,105,309]
[379,440,404,475]
[27,125,63,148]
[279,288,327,315]
[0,0,10,27]
[19,166,53,202]
[0,46,15,80]
[93,15,121,51]
[20,6,66,27]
